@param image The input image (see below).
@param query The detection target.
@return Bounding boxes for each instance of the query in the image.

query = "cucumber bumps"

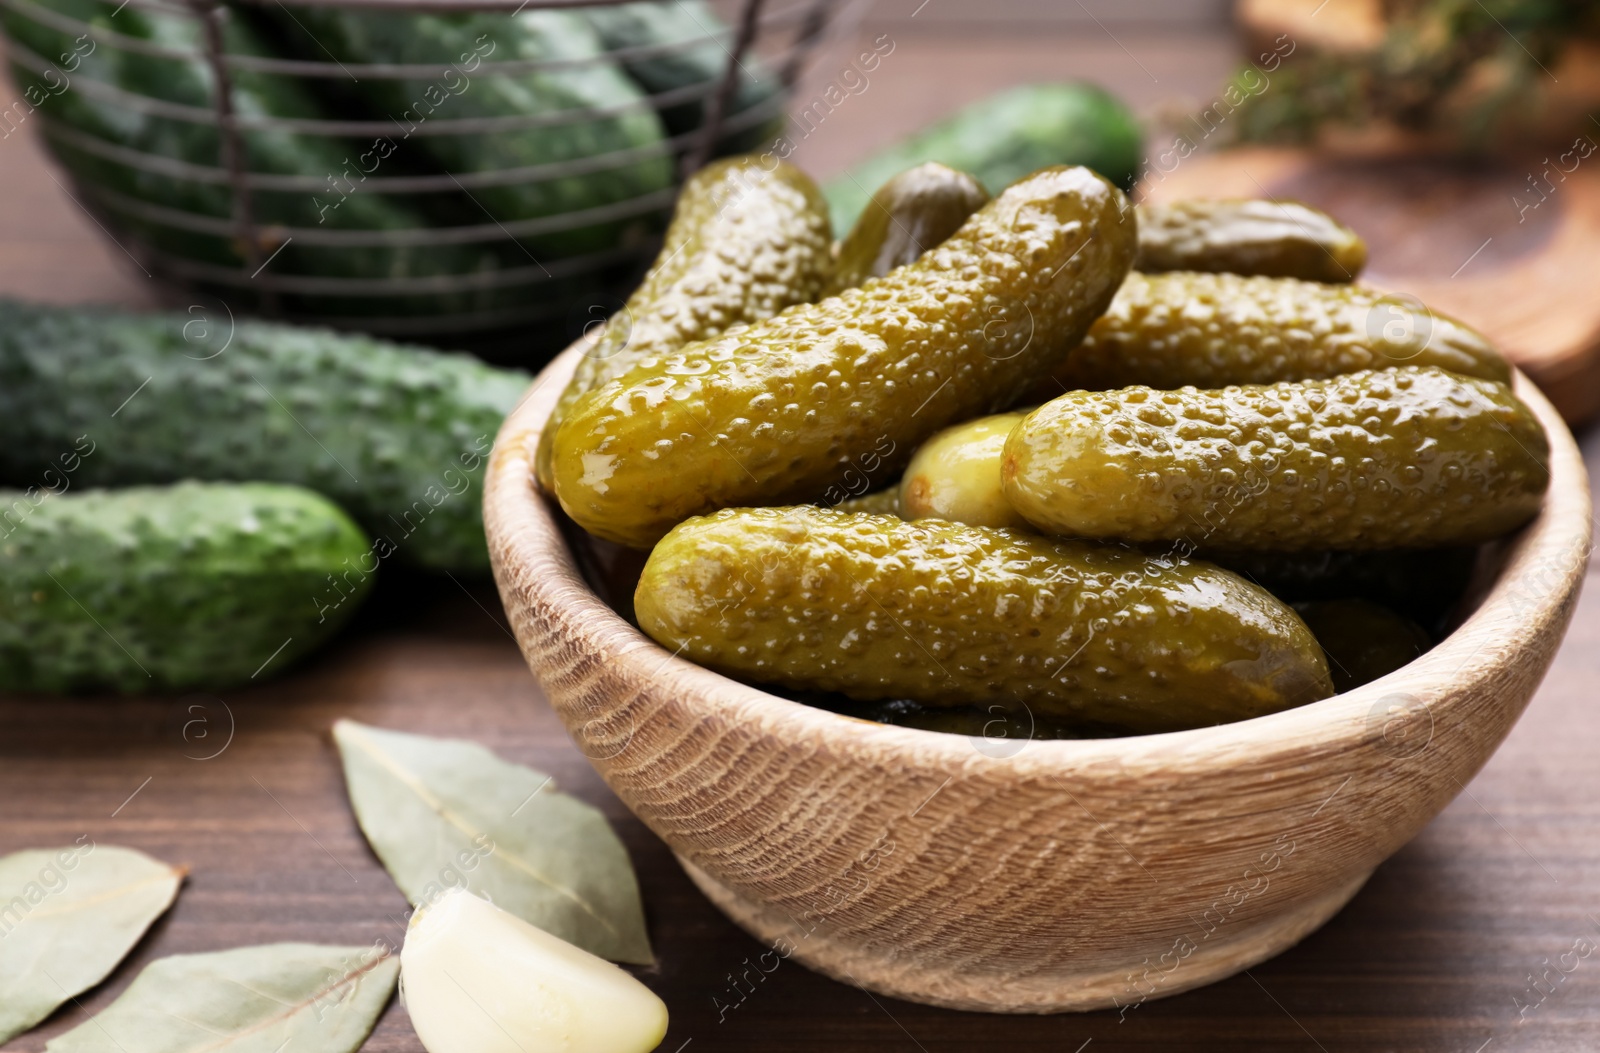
[552,165,1137,548]
[1047,271,1510,394]
[0,300,527,572]
[535,156,833,490]
[1003,366,1548,551]
[0,483,372,692]
[636,507,1332,733]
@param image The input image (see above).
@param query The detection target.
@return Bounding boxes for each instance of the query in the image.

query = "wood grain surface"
[2,19,1600,1053]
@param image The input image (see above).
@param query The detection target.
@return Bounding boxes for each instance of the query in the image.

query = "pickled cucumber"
[553,165,1137,548]
[826,163,989,295]
[1045,271,1510,394]
[900,411,1029,529]
[1003,366,1548,551]
[1136,199,1367,281]
[834,489,903,517]
[1294,599,1430,693]
[535,157,832,489]
[635,507,1332,733]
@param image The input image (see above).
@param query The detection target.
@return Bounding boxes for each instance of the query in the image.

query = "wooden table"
[3,21,1600,1053]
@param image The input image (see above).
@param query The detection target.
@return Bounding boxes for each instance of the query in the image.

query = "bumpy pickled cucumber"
[554,166,1137,548]
[1137,199,1367,281]
[1004,366,1548,551]
[1044,271,1510,394]
[834,489,903,517]
[635,507,1333,733]
[1294,599,1430,693]
[535,157,832,489]
[826,163,990,295]
[900,411,1030,529]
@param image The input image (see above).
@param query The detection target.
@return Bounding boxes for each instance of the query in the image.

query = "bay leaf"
[0,843,183,1044]
[44,942,398,1053]
[331,720,652,964]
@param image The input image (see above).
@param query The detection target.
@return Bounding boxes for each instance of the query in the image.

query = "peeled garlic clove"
[402,888,668,1053]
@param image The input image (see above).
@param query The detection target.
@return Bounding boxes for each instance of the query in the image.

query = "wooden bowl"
[484,343,1592,1014]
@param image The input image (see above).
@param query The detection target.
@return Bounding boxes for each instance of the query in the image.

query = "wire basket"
[0,0,838,358]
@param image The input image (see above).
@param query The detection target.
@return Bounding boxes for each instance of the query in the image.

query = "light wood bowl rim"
[486,339,1592,781]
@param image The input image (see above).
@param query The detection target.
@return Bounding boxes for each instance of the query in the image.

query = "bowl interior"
[486,341,1592,774]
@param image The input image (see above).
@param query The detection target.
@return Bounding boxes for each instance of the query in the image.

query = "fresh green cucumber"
[2,0,509,317]
[0,300,529,572]
[0,481,371,692]
[269,6,674,257]
[822,82,1144,231]
[581,1,783,152]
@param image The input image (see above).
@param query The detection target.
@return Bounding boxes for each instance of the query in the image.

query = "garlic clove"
[401,887,668,1053]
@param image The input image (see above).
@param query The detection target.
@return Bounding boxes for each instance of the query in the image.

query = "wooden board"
[1141,146,1600,424]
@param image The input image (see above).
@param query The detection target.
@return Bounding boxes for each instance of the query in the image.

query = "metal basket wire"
[0,0,838,356]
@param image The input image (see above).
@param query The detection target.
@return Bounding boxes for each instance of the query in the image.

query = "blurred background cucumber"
[0,481,372,692]
[0,0,797,356]
[0,0,1146,361]
[821,82,1144,233]
[0,299,528,573]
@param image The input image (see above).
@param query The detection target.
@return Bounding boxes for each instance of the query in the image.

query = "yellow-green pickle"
[1003,366,1549,551]
[825,162,990,295]
[899,411,1030,529]
[1043,270,1510,395]
[634,506,1333,734]
[833,488,903,517]
[552,165,1137,548]
[1135,199,1368,282]
[535,155,833,489]
[1294,599,1431,694]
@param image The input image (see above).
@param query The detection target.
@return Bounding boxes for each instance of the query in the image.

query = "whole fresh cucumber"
[0,300,529,572]
[635,506,1333,734]
[826,162,990,296]
[1136,199,1367,281]
[822,83,1143,231]
[1045,271,1510,394]
[581,1,783,152]
[552,165,1137,548]
[3,0,508,316]
[535,156,833,490]
[1003,366,1549,551]
[271,6,673,258]
[0,482,371,692]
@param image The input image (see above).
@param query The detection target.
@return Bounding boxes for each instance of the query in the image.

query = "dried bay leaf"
[331,719,652,965]
[44,943,398,1053]
[0,843,183,1044]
